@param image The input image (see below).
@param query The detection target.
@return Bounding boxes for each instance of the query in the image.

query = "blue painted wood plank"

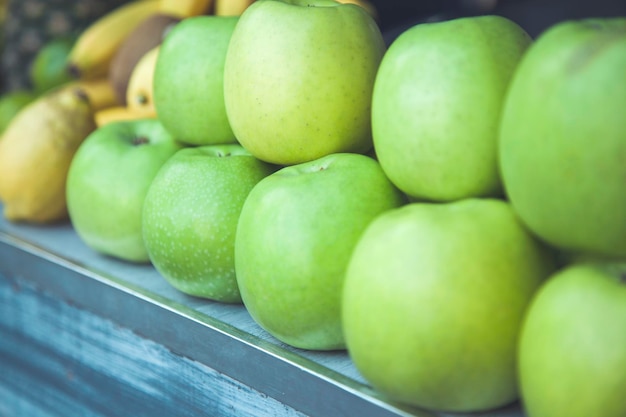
[0,210,525,417]
[0,274,308,417]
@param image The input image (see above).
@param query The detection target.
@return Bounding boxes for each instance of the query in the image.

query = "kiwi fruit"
[109,13,180,105]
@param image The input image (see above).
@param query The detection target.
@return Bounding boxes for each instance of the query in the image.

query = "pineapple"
[0,0,130,94]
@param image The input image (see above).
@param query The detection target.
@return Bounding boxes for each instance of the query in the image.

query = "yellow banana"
[64,78,120,111]
[94,106,156,127]
[160,0,213,18]
[67,0,161,80]
[126,46,160,116]
[214,0,255,16]
[0,0,7,27]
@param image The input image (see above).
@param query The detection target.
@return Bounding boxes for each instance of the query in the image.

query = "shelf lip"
[0,220,436,417]
[0,230,253,348]
[0,218,525,417]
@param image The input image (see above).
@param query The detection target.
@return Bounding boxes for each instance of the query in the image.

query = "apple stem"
[133,136,150,146]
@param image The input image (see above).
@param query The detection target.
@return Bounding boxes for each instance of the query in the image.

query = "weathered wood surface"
[0,212,524,417]
[0,274,306,417]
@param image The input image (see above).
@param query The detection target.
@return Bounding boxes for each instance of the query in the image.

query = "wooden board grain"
[0,209,524,417]
[0,273,307,417]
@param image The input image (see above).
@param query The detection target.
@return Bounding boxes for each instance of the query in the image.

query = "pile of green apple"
[63,1,625,416]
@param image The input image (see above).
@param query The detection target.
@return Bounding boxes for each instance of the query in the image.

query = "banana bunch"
[214,0,256,16]
[66,0,219,113]
[67,0,161,80]
[160,0,214,18]
[95,45,160,127]
[0,0,7,27]
[65,78,119,111]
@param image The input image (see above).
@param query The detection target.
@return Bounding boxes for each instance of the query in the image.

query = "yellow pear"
[0,87,97,223]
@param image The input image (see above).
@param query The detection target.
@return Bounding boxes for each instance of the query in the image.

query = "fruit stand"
[0,207,527,417]
[1,0,625,416]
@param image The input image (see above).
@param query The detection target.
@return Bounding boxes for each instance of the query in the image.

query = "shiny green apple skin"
[500,18,626,259]
[372,15,531,202]
[235,153,407,350]
[519,262,626,417]
[67,119,183,263]
[154,16,239,146]
[223,0,385,165]
[142,144,275,302]
[342,198,556,412]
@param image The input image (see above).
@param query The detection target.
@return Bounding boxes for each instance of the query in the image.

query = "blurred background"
[0,0,624,94]
[373,0,626,44]
[0,0,133,94]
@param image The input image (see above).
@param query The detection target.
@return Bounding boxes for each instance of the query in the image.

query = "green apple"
[235,153,406,350]
[223,0,385,165]
[142,144,276,302]
[518,262,626,417]
[342,198,557,412]
[0,89,37,134]
[371,15,531,202]
[153,15,239,146]
[499,18,626,259]
[30,36,75,94]
[67,119,183,262]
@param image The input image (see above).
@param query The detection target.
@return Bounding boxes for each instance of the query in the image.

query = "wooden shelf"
[0,211,524,417]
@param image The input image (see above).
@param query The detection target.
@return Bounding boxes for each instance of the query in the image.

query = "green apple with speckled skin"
[518,262,626,417]
[223,0,385,165]
[342,198,557,412]
[235,153,406,350]
[372,15,531,202]
[499,18,626,260]
[154,15,239,146]
[67,119,183,263]
[142,144,275,302]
